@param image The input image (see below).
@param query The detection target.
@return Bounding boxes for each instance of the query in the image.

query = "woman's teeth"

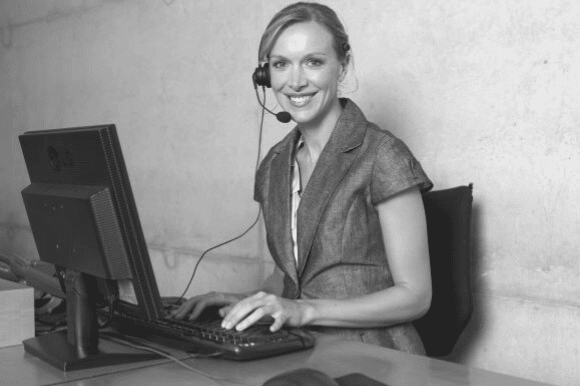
[289,95,312,106]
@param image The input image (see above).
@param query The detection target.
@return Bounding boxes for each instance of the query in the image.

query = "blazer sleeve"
[254,148,275,204]
[370,136,433,205]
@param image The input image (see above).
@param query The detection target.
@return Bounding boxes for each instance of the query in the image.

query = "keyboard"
[110,310,316,361]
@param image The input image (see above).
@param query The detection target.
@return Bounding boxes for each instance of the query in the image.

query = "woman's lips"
[287,93,316,107]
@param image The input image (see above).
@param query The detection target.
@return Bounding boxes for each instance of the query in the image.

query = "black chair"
[413,184,474,357]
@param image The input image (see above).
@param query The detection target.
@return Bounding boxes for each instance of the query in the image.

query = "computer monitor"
[19,124,164,371]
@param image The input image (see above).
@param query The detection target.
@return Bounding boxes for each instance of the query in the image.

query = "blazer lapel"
[267,129,300,286]
[296,100,366,276]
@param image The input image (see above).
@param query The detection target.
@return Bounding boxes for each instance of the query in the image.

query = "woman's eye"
[271,61,288,69]
[305,59,323,67]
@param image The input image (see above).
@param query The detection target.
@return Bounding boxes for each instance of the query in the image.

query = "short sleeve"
[370,137,433,205]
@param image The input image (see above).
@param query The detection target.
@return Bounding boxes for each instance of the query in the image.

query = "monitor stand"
[23,269,159,371]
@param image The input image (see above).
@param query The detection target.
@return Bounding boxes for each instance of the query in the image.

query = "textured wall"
[0,0,275,297]
[346,2,580,384]
[1,1,578,385]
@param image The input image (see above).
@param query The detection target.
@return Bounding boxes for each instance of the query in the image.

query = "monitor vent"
[91,188,133,280]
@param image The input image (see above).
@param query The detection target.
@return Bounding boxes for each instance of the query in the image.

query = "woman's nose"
[289,66,307,90]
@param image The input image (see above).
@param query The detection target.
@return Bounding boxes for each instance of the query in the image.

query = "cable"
[177,208,262,301]
[177,93,267,302]
[97,299,116,329]
[102,332,251,386]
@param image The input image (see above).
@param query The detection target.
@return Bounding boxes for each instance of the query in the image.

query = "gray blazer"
[254,99,432,354]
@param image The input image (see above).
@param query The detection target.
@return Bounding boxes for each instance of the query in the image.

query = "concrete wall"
[1,1,578,385]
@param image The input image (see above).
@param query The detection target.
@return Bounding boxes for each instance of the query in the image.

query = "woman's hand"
[170,291,246,321]
[221,291,310,332]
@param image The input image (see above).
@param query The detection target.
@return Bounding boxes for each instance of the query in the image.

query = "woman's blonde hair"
[258,2,351,66]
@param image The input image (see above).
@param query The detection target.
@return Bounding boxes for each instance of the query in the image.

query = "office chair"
[413,183,474,357]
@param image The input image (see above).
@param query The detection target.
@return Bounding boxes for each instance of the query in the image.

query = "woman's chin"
[285,109,315,126]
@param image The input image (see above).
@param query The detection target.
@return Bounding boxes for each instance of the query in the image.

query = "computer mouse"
[262,368,339,386]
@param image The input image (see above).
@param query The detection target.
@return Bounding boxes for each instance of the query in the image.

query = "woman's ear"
[338,53,350,82]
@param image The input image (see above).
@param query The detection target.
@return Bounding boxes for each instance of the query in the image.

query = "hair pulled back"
[258,2,351,65]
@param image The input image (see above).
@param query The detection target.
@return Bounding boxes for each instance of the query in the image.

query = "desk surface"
[2,334,551,386]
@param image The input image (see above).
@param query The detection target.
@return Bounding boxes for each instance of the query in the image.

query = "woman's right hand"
[170,291,246,321]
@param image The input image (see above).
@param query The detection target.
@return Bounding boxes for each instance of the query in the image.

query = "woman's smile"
[287,93,316,107]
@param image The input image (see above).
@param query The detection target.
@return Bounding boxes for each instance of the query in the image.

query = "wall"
[1,1,578,385]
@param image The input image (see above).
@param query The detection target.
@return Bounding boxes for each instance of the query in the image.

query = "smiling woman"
[174,2,434,355]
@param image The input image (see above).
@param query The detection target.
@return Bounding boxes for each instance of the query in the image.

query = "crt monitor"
[19,124,164,371]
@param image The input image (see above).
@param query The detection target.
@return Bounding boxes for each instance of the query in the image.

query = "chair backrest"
[413,184,474,357]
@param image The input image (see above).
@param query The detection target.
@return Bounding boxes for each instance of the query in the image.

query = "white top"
[290,136,304,264]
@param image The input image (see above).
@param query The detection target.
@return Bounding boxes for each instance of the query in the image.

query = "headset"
[252,63,291,123]
[252,63,271,88]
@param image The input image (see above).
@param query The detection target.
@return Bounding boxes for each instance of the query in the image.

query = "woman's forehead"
[271,22,334,56]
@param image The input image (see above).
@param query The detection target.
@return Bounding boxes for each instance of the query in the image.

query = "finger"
[188,301,210,320]
[171,297,199,319]
[188,293,234,320]
[269,313,285,332]
[221,295,267,329]
[219,305,232,318]
[171,292,229,319]
[233,307,267,331]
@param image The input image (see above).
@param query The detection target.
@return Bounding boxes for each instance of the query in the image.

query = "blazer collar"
[270,98,366,156]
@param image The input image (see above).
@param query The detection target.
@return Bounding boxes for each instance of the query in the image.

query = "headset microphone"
[274,111,292,123]
[255,97,292,123]
[252,64,292,123]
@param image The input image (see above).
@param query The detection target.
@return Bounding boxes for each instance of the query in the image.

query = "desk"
[1,334,551,386]
[0,337,190,386]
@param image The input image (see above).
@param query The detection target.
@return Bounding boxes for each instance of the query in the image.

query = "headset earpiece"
[252,63,291,123]
[252,63,271,88]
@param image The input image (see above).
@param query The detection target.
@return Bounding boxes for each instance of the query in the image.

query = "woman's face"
[268,22,346,128]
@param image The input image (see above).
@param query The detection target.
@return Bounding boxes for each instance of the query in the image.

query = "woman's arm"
[221,186,432,332]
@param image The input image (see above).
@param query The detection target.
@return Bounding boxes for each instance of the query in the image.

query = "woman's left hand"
[220,291,309,332]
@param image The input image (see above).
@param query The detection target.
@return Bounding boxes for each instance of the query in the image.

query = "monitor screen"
[19,124,163,370]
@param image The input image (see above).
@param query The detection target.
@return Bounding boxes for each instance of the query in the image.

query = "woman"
[174,2,433,354]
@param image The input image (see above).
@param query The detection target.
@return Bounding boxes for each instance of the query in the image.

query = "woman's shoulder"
[366,121,397,142]
[362,120,414,159]
[341,99,402,147]
[363,122,433,200]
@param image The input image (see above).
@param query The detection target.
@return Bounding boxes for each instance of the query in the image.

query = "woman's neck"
[297,98,343,160]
